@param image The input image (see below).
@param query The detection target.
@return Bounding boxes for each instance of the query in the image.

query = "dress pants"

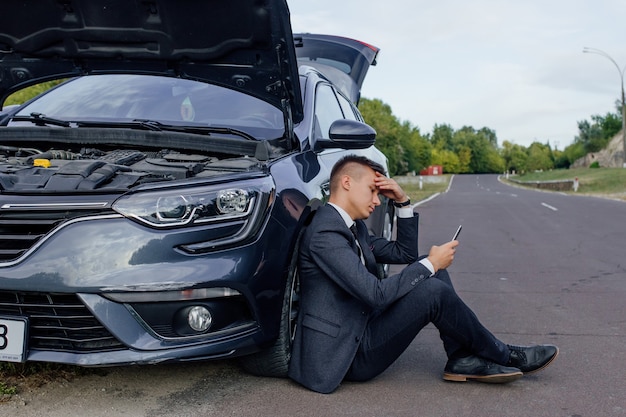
[345,269,510,382]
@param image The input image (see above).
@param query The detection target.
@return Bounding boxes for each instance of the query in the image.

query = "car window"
[12,74,285,138]
[313,84,344,140]
[336,93,357,121]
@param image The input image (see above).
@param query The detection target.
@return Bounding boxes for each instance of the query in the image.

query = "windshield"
[12,74,285,139]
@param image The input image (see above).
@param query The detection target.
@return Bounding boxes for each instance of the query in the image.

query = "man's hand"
[427,240,459,272]
[373,172,409,203]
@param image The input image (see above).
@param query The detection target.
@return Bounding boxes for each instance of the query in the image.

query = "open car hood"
[0,0,303,123]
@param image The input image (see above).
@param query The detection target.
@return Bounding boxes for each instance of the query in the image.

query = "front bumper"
[25,293,262,366]
[0,209,292,366]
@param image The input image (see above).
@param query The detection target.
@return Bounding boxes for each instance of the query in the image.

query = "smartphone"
[452,225,462,240]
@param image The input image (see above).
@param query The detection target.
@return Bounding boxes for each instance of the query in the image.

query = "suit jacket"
[288,204,433,393]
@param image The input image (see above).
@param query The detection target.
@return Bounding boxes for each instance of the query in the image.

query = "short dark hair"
[330,155,385,193]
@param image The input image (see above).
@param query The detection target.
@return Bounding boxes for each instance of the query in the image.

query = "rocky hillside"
[571,130,625,168]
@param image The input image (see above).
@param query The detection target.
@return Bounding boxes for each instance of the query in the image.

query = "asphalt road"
[4,174,626,417]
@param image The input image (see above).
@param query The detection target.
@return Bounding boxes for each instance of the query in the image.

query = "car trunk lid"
[294,33,380,104]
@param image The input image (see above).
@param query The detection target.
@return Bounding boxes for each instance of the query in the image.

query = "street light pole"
[583,47,626,168]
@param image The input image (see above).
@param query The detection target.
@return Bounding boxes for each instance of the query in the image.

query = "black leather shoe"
[443,355,523,384]
[506,344,559,374]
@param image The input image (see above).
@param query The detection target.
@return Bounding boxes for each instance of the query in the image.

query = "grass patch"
[0,381,17,396]
[510,167,626,198]
[0,362,101,401]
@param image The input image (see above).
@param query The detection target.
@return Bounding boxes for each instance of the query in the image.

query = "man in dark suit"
[288,155,558,394]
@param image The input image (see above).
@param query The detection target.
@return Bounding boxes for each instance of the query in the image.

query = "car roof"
[0,0,303,123]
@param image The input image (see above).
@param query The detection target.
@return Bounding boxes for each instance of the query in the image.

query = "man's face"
[346,167,381,220]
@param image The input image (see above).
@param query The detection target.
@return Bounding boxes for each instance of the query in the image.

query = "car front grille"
[0,207,113,263]
[0,291,124,353]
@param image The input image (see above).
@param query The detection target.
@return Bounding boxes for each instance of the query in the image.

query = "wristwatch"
[392,199,411,208]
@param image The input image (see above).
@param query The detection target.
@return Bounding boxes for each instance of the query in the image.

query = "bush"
[589,161,600,168]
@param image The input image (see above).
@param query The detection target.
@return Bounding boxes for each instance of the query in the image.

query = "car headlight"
[112,177,274,229]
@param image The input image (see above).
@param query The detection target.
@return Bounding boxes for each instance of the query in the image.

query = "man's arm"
[369,212,418,265]
[372,172,458,274]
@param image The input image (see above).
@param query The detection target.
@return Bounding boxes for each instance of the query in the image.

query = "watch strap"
[393,199,411,208]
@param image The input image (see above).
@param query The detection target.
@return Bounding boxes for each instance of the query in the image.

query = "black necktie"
[350,223,364,264]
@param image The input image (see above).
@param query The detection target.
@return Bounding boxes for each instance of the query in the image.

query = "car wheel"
[239,200,319,377]
[239,253,299,377]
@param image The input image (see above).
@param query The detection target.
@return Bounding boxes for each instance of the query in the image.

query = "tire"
[239,200,318,377]
[239,252,300,377]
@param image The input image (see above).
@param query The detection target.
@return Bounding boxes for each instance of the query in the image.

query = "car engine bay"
[0,145,270,192]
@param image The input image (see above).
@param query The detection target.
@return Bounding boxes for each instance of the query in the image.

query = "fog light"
[188,306,212,332]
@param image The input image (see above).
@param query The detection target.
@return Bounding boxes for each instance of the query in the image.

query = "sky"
[288,0,626,149]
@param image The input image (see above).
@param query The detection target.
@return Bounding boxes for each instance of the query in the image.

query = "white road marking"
[541,202,558,211]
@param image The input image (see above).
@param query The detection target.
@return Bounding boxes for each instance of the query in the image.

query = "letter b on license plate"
[0,317,28,362]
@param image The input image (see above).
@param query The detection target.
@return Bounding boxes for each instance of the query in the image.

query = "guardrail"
[506,178,576,191]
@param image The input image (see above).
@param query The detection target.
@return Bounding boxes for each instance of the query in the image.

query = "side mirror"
[314,119,376,152]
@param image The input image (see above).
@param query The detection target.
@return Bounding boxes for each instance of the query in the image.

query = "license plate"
[0,317,28,362]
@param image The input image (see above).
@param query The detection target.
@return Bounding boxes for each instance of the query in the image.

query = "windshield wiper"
[132,120,257,140]
[76,119,257,141]
[132,119,164,131]
[194,126,256,141]
[11,114,258,141]
[12,112,71,127]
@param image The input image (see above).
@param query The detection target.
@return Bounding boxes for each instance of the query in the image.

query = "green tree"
[431,124,455,151]
[558,110,621,168]
[478,127,498,148]
[431,148,460,173]
[500,140,528,173]
[594,112,622,140]
[360,99,520,175]
[451,126,504,173]
[398,121,431,174]
[574,112,621,153]
[525,142,554,171]
[556,142,585,168]
[576,119,605,153]
[483,146,506,173]
[359,98,431,176]
[359,98,404,175]
[457,146,472,173]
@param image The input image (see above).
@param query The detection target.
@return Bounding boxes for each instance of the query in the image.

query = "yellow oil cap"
[33,159,51,168]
